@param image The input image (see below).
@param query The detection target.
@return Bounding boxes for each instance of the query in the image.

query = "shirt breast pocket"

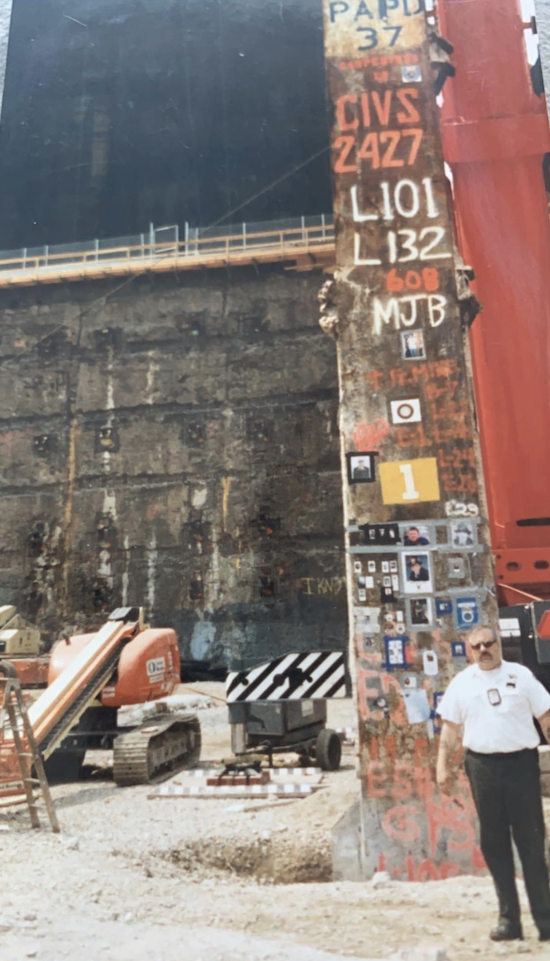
[501,689,525,714]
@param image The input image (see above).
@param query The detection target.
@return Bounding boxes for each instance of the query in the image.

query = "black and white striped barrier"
[226,651,346,703]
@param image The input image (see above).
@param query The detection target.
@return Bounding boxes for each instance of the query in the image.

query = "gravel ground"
[0,684,549,961]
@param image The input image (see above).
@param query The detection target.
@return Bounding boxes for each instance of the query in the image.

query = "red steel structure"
[439,0,550,604]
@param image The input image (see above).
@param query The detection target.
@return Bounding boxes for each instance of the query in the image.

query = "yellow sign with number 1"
[379,458,440,505]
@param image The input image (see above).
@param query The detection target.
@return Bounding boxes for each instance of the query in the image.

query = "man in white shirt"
[436,625,550,943]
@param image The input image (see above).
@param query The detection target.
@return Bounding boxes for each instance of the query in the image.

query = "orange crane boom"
[0,607,201,792]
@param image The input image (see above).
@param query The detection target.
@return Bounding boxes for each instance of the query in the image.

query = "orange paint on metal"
[439,0,550,597]
[7,657,50,688]
[537,610,550,640]
[48,628,181,707]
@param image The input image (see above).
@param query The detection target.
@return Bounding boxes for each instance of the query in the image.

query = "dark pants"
[465,748,550,933]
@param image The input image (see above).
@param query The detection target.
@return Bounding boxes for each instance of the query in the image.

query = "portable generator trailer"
[226,650,348,771]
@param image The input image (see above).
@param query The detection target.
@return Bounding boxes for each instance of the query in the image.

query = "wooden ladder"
[0,673,60,832]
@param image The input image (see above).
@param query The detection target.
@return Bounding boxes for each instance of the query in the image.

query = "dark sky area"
[0,0,331,249]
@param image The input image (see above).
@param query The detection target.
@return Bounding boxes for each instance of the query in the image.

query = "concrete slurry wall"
[0,266,347,663]
[0,0,12,114]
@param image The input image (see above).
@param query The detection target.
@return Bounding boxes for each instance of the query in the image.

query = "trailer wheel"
[315,729,342,771]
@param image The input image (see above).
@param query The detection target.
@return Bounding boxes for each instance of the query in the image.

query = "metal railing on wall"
[0,214,335,287]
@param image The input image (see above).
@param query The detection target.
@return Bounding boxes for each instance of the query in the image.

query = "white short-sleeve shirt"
[437,660,550,753]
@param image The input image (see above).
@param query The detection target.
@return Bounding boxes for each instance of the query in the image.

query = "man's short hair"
[467,625,497,644]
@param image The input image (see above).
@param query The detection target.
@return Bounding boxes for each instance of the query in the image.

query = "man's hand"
[436,719,461,796]
[538,709,550,744]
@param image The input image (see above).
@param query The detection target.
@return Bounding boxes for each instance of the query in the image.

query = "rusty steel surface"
[6,657,49,689]
[322,0,499,878]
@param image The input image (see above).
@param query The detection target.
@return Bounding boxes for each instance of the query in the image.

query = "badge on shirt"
[487,688,502,706]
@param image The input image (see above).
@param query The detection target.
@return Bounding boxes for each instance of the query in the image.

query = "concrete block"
[331,797,368,882]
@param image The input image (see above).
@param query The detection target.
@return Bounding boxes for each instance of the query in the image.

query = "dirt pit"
[1,682,550,961]
[162,830,333,883]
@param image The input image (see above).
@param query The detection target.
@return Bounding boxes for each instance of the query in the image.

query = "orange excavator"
[0,607,201,792]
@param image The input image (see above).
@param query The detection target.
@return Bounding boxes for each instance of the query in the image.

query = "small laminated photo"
[385,636,407,668]
[384,610,407,635]
[347,451,376,484]
[401,551,433,594]
[402,524,431,548]
[401,64,422,83]
[409,597,433,628]
[450,519,476,548]
[357,608,377,631]
[401,329,426,360]
[354,608,378,656]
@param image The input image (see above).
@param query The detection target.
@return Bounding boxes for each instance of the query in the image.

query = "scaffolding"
[0,216,335,288]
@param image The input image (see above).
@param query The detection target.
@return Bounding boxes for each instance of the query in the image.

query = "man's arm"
[538,709,550,743]
[436,719,461,795]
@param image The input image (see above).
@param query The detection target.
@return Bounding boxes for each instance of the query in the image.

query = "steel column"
[322,0,499,877]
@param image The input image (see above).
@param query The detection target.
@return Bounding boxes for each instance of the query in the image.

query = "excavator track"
[112,713,201,787]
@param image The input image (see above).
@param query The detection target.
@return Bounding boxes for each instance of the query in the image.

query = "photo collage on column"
[352,517,483,634]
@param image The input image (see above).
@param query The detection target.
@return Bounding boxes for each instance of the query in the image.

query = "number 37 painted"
[328,0,424,51]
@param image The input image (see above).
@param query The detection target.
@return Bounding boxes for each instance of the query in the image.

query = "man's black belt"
[466,747,537,760]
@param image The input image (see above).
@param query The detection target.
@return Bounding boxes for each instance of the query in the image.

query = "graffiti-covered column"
[322,1,499,878]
